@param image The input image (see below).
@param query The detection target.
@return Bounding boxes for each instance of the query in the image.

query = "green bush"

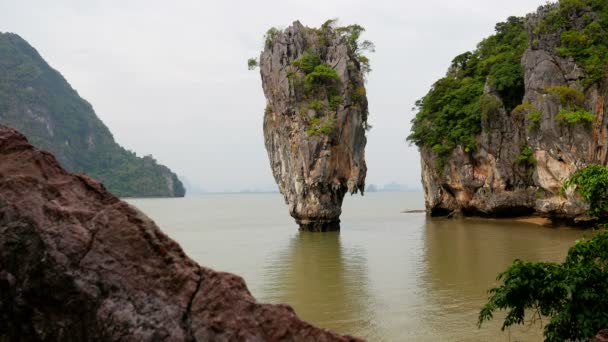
[328,95,342,111]
[562,164,608,217]
[480,94,503,120]
[546,85,585,108]
[528,110,542,130]
[512,101,542,131]
[307,117,335,136]
[308,100,323,111]
[247,58,258,70]
[516,146,536,166]
[479,230,608,341]
[545,85,595,126]
[352,86,366,104]
[304,64,340,86]
[556,109,595,125]
[264,27,280,47]
[291,51,321,74]
[512,101,535,118]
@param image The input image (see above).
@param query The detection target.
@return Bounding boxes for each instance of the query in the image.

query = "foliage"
[247,57,258,70]
[528,110,542,130]
[264,27,280,47]
[516,146,536,167]
[545,85,595,126]
[408,16,527,163]
[480,94,503,120]
[512,101,542,130]
[308,100,323,111]
[300,64,339,100]
[328,95,343,111]
[351,86,366,104]
[291,51,321,74]
[556,109,596,125]
[0,33,185,198]
[562,164,608,217]
[307,117,335,136]
[537,0,608,86]
[546,85,586,108]
[479,230,608,341]
[261,20,371,133]
[321,20,375,76]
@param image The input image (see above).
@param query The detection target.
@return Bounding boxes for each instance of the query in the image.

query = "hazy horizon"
[0,0,544,192]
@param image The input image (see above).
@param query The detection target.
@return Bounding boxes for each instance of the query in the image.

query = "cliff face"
[0,32,185,198]
[0,125,362,341]
[259,21,370,231]
[414,3,608,224]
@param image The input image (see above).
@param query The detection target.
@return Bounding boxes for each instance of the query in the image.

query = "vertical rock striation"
[258,21,370,231]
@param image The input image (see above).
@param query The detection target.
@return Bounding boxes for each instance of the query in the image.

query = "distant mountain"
[0,32,184,197]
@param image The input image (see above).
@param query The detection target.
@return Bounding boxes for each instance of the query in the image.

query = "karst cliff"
[409,1,608,224]
[256,20,372,231]
[0,125,362,341]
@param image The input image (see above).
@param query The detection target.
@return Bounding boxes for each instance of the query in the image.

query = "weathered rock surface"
[419,4,607,224]
[0,125,363,341]
[259,21,369,231]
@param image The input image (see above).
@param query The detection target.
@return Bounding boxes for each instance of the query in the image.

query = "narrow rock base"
[297,219,340,232]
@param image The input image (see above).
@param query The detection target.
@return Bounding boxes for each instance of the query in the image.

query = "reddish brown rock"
[0,125,363,341]
[593,330,608,342]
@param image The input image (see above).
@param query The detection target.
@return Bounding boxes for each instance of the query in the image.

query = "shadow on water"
[258,231,377,339]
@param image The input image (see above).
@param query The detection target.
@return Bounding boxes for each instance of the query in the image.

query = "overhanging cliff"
[409,1,608,224]
[255,20,372,231]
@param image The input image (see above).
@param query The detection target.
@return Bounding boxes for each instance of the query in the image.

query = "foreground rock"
[415,3,607,224]
[0,125,362,341]
[258,21,370,231]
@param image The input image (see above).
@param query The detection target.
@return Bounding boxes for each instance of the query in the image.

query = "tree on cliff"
[479,230,608,341]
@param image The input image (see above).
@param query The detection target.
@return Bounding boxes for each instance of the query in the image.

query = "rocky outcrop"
[259,21,369,231]
[0,125,362,341]
[418,4,607,224]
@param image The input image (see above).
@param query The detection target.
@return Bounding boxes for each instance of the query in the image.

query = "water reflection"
[419,218,587,341]
[259,231,376,339]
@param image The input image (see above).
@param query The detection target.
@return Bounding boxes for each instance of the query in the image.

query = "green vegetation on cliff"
[407,16,527,158]
[563,164,608,218]
[251,20,372,137]
[537,0,608,86]
[0,32,185,197]
[479,230,608,341]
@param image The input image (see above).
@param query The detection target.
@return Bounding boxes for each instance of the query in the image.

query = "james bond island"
[251,20,373,231]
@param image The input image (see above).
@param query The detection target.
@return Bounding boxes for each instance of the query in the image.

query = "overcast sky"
[0,0,544,192]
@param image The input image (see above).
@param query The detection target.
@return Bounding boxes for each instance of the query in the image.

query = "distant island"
[0,32,184,197]
[366,182,421,193]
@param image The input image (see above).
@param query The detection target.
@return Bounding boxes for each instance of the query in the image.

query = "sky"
[0,0,544,192]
